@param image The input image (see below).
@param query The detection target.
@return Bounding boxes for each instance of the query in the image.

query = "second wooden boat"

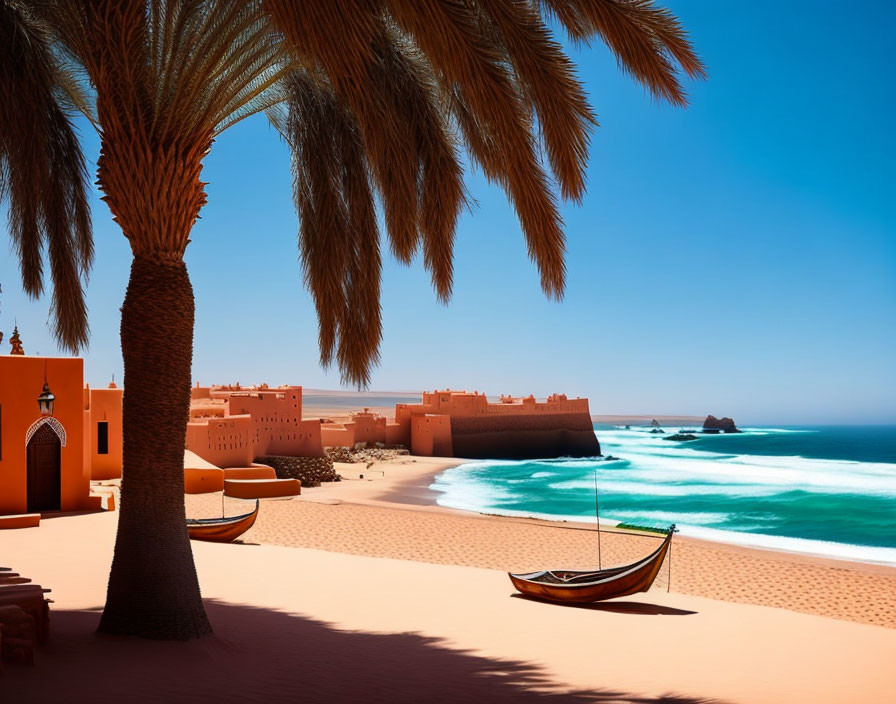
[187,500,259,543]
[508,525,674,604]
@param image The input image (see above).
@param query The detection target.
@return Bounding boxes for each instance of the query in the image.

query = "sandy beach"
[2,454,895,703]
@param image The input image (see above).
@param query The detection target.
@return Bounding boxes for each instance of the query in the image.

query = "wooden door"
[27,423,61,512]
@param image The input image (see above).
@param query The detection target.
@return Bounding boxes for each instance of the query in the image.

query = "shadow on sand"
[510,593,697,616]
[1,600,720,703]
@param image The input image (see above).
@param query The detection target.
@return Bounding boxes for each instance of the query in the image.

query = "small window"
[97,421,109,455]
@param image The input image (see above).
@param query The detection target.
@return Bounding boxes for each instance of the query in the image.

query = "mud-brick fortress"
[390,389,601,459]
[187,384,324,467]
[190,385,601,462]
[1,325,599,521]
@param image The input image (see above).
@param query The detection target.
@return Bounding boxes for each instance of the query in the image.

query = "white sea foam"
[678,525,896,566]
[429,426,896,565]
[608,510,731,526]
[430,487,896,566]
[592,435,896,496]
[547,479,782,498]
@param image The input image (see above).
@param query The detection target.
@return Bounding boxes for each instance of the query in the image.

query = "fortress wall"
[411,416,452,457]
[451,428,601,460]
[385,422,409,447]
[479,398,591,415]
[186,416,254,468]
[260,418,324,457]
[351,415,387,446]
[449,412,596,434]
[321,424,353,448]
[448,413,600,459]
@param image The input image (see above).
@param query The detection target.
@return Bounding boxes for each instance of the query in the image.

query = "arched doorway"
[27,422,62,512]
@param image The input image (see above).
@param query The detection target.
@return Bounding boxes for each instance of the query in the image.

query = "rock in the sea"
[702,415,740,433]
[665,433,698,442]
[649,428,665,434]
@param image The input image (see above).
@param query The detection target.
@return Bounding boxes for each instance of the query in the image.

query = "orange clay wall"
[349,413,387,446]
[225,389,324,458]
[261,418,323,457]
[384,422,408,447]
[0,357,91,515]
[395,391,591,423]
[320,413,395,449]
[449,412,600,459]
[410,415,453,457]
[187,386,324,466]
[321,423,353,447]
[185,415,254,468]
[397,390,600,459]
[85,387,123,480]
[320,419,407,448]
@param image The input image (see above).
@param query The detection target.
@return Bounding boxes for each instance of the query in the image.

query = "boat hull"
[187,500,259,543]
[508,529,673,604]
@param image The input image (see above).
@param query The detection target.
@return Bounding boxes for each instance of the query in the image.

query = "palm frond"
[0,0,92,350]
[4,0,702,386]
[284,71,381,387]
[385,0,567,298]
[536,0,706,105]
[269,3,421,266]
[476,0,596,202]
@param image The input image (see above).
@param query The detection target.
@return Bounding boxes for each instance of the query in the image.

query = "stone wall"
[449,412,601,459]
[256,455,337,488]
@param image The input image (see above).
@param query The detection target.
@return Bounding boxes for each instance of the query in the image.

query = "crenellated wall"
[396,390,600,459]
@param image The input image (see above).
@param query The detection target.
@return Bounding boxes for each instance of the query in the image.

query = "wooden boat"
[187,500,259,543]
[508,525,674,604]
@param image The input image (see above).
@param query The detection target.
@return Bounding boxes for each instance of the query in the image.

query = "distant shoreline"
[302,390,708,426]
[591,414,704,425]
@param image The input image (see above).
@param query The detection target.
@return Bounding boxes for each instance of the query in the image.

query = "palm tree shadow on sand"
[510,593,698,616]
[1,600,721,703]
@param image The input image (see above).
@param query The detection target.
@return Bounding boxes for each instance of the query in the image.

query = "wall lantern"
[38,381,56,416]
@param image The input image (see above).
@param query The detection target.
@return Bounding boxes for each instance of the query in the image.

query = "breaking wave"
[429,426,896,565]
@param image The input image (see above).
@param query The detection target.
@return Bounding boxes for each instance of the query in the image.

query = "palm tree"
[0,0,703,639]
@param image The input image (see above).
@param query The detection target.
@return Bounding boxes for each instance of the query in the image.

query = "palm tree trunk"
[98,257,211,639]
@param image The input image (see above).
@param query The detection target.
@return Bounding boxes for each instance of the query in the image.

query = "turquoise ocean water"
[430,426,896,565]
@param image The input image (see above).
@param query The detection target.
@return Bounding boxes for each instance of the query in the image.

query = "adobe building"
[85,380,123,481]
[314,389,601,460]
[0,334,122,519]
[392,390,601,459]
[320,408,406,449]
[186,384,325,468]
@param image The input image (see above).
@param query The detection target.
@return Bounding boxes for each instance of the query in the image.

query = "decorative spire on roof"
[109,373,118,389]
[9,325,24,355]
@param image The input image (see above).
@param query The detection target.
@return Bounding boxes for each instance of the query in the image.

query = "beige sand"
[3,456,895,702]
[2,508,895,703]
[186,455,896,629]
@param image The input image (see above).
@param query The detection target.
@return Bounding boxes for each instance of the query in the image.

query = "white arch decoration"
[25,417,67,447]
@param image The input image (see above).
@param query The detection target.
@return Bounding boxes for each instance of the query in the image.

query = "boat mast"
[593,467,602,569]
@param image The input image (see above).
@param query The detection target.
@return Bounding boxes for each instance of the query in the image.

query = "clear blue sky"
[2,1,894,424]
